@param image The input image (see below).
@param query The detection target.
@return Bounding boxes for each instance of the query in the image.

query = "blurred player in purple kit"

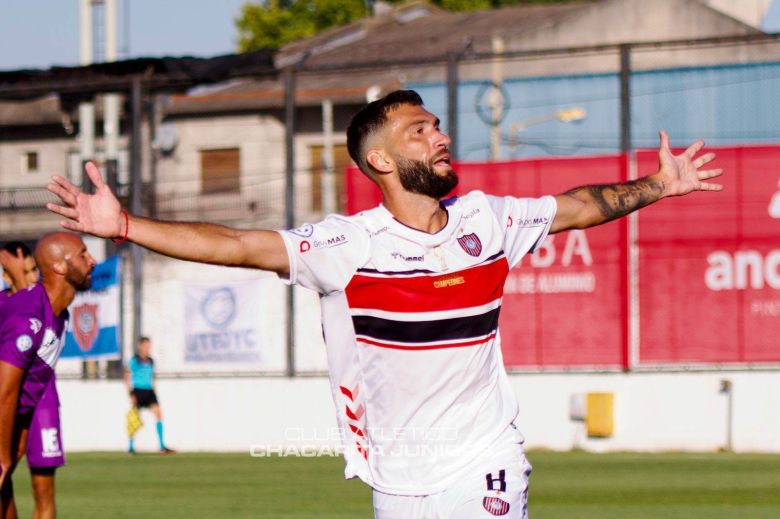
[0,241,56,517]
[0,233,96,519]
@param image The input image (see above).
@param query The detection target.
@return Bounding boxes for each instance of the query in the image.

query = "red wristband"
[112,209,129,244]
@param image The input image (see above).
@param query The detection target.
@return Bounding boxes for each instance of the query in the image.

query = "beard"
[396,156,458,199]
[74,277,92,292]
[66,263,93,292]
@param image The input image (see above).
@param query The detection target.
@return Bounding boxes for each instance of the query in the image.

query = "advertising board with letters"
[346,145,780,369]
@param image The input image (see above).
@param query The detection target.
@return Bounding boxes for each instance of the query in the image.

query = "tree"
[236,0,586,51]
[236,0,368,51]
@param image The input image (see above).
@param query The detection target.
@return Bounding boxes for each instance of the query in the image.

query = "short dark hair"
[139,336,151,344]
[347,90,424,175]
[2,241,32,257]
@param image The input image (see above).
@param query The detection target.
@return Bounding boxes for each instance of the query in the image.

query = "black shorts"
[132,389,159,408]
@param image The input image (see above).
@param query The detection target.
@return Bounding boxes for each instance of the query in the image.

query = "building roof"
[0,51,276,125]
[277,1,595,69]
[167,69,404,114]
[0,0,770,124]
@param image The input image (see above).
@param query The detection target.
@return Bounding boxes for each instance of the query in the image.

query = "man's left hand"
[656,129,724,197]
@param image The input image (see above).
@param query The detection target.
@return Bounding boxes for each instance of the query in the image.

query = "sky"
[0,0,248,70]
[1,0,780,71]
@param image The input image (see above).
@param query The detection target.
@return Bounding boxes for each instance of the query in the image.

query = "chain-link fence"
[2,33,779,377]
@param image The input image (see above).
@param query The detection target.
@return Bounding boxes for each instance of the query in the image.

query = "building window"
[23,151,39,173]
[310,144,350,213]
[200,148,240,194]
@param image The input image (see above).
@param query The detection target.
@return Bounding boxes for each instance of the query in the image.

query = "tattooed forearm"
[567,176,666,221]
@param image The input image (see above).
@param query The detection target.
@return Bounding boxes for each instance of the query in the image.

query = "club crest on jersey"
[482,496,510,516]
[16,334,33,352]
[457,233,482,257]
[73,303,99,352]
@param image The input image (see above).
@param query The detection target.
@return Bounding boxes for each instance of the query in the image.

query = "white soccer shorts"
[372,440,532,518]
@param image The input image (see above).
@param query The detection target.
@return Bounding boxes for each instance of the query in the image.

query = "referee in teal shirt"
[125,337,174,454]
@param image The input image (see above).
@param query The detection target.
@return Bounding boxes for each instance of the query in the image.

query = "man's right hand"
[46,161,290,275]
[47,161,124,239]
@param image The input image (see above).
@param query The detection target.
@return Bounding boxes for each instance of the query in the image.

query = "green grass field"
[10,451,780,518]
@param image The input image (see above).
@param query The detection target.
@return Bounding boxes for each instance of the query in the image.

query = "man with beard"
[45,90,722,518]
[0,233,96,519]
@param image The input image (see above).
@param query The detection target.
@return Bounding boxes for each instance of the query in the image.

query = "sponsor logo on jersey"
[463,208,481,219]
[16,334,33,352]
[516,216,549,227]
[288,223,314,237]
[313,234,348,249]
[433,275,465,288]
[29,318,42,333]
[482,496,510,516]
[73,303,99,352]
[457,233,482,257]
[300,241,311,253]
[391,252,424,262]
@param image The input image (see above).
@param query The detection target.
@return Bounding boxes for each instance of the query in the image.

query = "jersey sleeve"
[277,216,369,294]
[0,312,41,371]
[486,194,558,269]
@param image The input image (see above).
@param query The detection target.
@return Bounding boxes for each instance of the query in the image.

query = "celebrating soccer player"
[46,90,721,518]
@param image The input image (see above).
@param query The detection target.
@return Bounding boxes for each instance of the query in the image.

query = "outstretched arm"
[47,162,290,275]
[550,130,723,234]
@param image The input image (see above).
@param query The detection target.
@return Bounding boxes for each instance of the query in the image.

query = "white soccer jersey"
[279,190,557,495]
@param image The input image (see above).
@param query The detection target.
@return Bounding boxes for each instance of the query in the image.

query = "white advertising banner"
[184,279,273,366]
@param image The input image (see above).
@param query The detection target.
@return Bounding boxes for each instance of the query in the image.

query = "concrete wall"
[57,370,780,454]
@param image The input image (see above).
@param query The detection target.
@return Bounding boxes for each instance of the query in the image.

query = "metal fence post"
[284,67,296,378]
[447,53,459,161]
[619,44,632,154]
[130,76,144,359]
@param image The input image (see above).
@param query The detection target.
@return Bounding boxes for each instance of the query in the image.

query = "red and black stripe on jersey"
[345,251,508,350]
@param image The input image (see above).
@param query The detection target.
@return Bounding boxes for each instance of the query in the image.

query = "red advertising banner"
[636,146,780,366]
[345,145,780,369]
[347,156,630,370]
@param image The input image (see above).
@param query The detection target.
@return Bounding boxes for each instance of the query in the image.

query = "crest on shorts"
[73,303,99,352]
[482,496,510,516]
[457,233,482,257]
